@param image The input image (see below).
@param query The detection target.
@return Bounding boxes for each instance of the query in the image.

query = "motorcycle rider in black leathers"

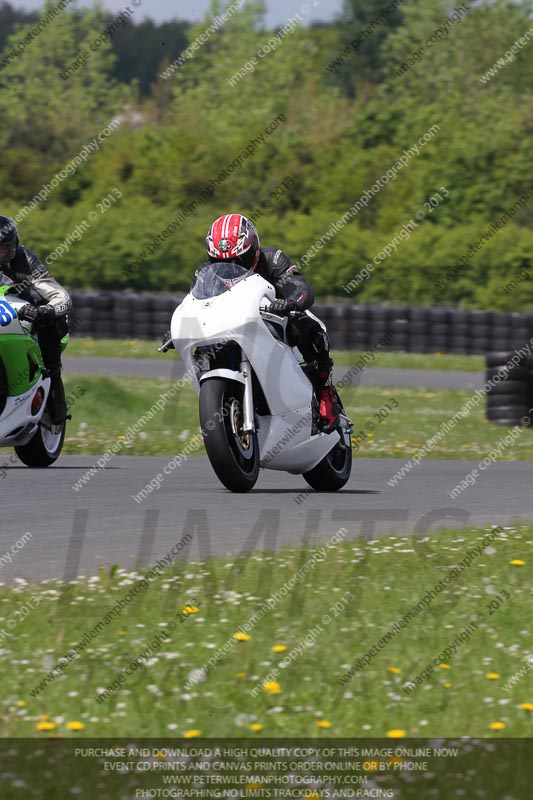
[0,215,71,424]
[164,213,340,431]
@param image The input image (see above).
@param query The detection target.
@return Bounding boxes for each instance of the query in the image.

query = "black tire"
[487,392,530,408]
[489,417,529,427]
[486,406,530,421]
[409,322,429,335]
[486,366,530,382]
[488,380,530,395]
[451,325,469,337]
[489,341,513,352]
[15,417,66,467]
[199,378,259,493]
[303,436,352,492]
[369,309,389,321]
[429,309,451,324]
[470,338,489,354]
[448,336,470,348]
[472,324,491,338]
[470,311,492,324]
[450,310,470,325]
[486,352,520,367]
[114,322,135,336]
[409,335,431,349]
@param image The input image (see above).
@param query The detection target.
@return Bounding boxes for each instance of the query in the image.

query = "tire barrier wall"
[69,292,533,354]
[485,351,533,428]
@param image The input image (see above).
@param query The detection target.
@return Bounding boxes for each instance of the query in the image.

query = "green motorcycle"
[0,286,68,467]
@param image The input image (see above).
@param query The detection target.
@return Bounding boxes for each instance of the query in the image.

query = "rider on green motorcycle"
[0,215,71,424]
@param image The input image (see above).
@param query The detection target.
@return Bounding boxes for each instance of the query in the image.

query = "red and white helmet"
[206,213,261,272]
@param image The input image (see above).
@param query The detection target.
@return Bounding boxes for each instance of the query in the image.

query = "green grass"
[66,337,485,371]
[344,385,533,461]
[46,376,533,461]
[3,524,532,738]
[66,337,164,359]
[332,350,484,372]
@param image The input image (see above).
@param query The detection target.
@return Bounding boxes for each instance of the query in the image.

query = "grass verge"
[3,523,531,738]
[39,376,533,460]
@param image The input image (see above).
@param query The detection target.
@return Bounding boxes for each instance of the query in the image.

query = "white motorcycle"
[167,262,352,493]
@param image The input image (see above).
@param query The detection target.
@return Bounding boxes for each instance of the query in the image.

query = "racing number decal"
[0,300,16,327]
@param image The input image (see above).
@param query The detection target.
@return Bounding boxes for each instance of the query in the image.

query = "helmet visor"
[0,245,15,265]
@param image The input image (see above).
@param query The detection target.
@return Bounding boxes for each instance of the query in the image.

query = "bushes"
[2,0,533,310]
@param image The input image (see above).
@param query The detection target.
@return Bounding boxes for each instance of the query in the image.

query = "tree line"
[1,0,532,310]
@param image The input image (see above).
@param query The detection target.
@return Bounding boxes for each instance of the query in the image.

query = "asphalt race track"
[1,456,531,583]
[64,356,484,390]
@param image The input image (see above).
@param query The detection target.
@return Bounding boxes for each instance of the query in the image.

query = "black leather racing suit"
[255,247,333,389]
[1,245,72,422]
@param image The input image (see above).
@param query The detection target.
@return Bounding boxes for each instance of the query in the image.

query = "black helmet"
[0,216,18,266]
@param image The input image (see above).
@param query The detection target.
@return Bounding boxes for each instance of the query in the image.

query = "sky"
[11,0,343,26]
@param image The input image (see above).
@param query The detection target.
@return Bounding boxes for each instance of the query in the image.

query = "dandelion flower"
[272,645,287,653]
[35,722,56,731]
[386,729,406,738]
[316,720,332,729]
[489,721,505,731]
[182,605,199,614]
[246,783,263,791]
[234,672,246,680]
[386,666,402,675]
[233,632,251,642]
[263,680,282,695]
[66,721,85,731]
[443,682,452,689]
[486,673,500,680]
[249,723,264,732]
[438,664,451,670]
[519,703,533,711]
[510,560,525,566]
[15,701,26,707]
[184,729,201,738]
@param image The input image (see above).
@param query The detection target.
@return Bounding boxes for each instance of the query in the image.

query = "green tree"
[330,0,406,96]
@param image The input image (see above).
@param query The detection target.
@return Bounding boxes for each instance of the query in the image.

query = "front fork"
[240,356,255,433]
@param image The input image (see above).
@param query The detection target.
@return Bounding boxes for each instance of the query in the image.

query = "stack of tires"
[485,352,533,427]
[346,304,370,350]
[69,292,183,339]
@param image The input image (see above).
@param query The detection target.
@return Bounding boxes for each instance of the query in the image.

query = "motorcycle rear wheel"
[303,434,352,491]
[15,415,66,468]
[199,378,259,493]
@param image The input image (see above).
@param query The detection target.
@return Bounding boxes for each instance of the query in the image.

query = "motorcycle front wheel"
[199,378,259,493]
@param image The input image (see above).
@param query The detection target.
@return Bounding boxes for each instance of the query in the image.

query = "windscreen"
[190,262,251,300]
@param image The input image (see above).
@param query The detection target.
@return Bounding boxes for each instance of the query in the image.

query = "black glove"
[160,330,174,352]
[18,304,56,325]
[269,298,297,316]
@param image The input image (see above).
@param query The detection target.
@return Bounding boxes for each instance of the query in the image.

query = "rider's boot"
[302,358,341,433]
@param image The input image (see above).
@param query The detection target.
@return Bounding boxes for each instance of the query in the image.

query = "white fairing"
[0,293,50,447]
[171,272,340,473]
